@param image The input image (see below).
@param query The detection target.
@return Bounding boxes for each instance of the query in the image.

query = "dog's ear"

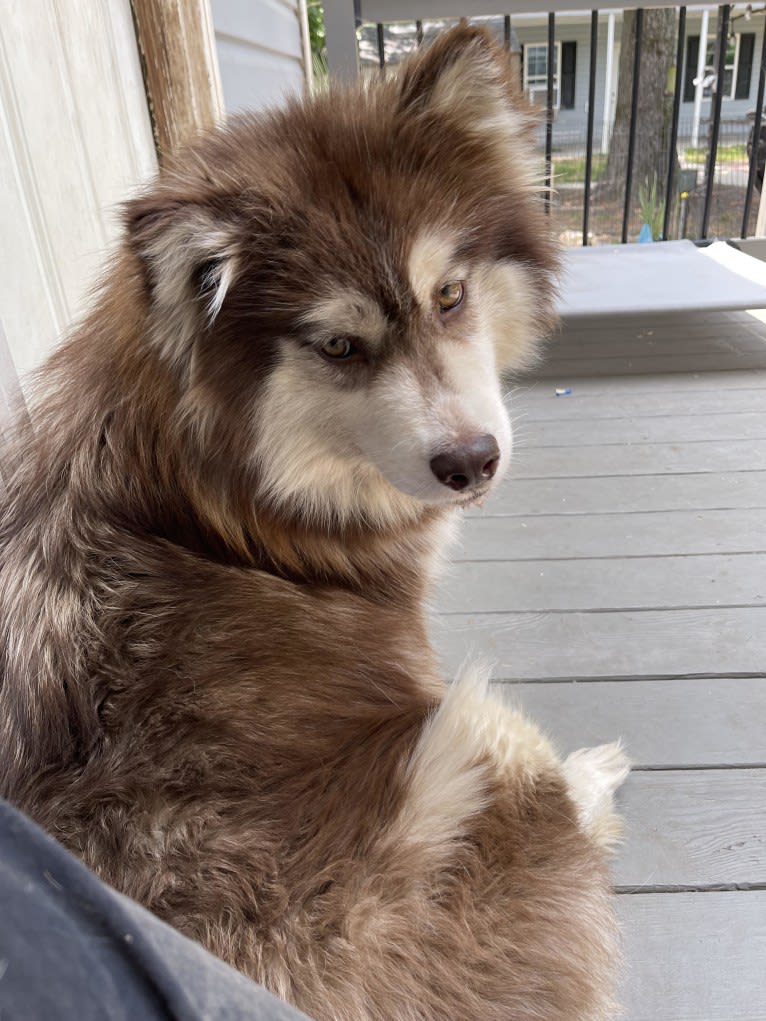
[125,195,241,367]
[397,24,520,115]
[396,24,536,179]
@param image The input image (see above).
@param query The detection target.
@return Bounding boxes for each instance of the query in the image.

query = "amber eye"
[438,281,464,312]
[319,336,358,360]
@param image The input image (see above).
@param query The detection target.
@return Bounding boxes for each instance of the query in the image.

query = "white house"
[358,6,763,152]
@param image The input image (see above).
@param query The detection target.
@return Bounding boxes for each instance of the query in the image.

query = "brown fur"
[0,27,620,1020]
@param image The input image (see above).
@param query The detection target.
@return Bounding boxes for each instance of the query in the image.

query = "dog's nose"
[430,434,500,492]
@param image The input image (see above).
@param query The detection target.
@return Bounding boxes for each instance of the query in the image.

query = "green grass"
[683,143,747,164]
[552,144,746,185]
[553,153,607,184]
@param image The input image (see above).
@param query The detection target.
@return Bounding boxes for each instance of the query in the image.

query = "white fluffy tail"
[563,742,630,850]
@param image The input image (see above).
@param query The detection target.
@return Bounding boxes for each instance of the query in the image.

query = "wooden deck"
[435,309,766,1021]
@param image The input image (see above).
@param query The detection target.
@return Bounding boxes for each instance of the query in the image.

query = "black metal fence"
[359,6,766,247]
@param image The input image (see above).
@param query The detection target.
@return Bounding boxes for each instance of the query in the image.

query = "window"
[683,32,755,102]
[523,42,561,109]
[702,35,738,99]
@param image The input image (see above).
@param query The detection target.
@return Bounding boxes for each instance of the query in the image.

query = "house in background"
[359,5,764,153]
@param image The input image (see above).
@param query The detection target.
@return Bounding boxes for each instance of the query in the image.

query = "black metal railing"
[359,6,766,246]
[663,5,686,244]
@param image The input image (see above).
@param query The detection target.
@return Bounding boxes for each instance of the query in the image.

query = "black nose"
[430,435,500,492]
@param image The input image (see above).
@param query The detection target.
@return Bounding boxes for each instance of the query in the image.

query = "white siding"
[0,0,156,384]
[212,0,309,113]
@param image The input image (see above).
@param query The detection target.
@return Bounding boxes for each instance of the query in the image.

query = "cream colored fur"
[139,210,241,371]
[397,663,628,858]
[564,744,631,850]
[406,232,465,310]
[300,288,389,350]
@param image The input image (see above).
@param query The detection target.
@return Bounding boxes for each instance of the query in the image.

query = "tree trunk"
[600,9,680,233]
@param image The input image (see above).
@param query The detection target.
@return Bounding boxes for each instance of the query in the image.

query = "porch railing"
[323,1,766,247]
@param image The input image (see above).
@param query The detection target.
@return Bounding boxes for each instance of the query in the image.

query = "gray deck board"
[510,437,766,477]
[560,308,765,328]
[617,892,766,1020]
[514,368,766,396]
[536,351,766,377]
[459,508,766,559]
[478,471,766,515]
[517,389,766,420]
[614,770,766,888]
[497,678,766,768]
[517,394,766,425]
[441,554,766,612]
[522,411,766,445]
[441,310,766,1019]
[437,606,766,679]
[543,330,766,358]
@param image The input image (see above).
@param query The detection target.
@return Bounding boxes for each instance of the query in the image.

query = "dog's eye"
[438,281,464,313]
[319,337,359,361]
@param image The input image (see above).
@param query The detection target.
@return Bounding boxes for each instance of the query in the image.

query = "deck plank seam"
[615,883,766,895]
[451,551,766,563]
[490,672,766,683]
[508,469,766,481]
[440,603,766,615]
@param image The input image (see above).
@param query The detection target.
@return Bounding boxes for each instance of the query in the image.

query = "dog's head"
[127,25,557,530]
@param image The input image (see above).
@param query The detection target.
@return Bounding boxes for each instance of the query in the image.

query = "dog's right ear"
[395,24,536,185]
[125,195,241,368]
[397,24,521,121]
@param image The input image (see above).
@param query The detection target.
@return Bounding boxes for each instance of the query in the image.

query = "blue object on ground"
[638,223,654,243]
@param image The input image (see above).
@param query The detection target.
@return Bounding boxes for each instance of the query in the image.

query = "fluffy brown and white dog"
[0,25,628,1021]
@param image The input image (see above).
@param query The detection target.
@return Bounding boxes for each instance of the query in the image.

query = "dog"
[0,24,628,1021]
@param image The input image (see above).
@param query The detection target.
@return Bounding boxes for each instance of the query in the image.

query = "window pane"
[524,43,560,107]
[525,44,558,78]
[702,33,737,98]
[705,36,737,72]
[527,46,547,77]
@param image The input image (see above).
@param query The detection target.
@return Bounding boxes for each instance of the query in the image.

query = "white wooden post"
[298,0,314,92]
[323,0,360,81]
[691,9,709,149]
[601,12,616,155]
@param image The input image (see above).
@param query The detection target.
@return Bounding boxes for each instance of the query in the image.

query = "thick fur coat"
[0,26,627,1021]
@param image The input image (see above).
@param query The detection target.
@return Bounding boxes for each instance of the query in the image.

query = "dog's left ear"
[396,24,535,170]
[125,195,241,368]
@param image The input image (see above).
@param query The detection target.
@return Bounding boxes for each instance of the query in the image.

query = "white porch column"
[601,12,616,154]
[691,9,709,148]
[756,174,766,236]
[323,0,360,81]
